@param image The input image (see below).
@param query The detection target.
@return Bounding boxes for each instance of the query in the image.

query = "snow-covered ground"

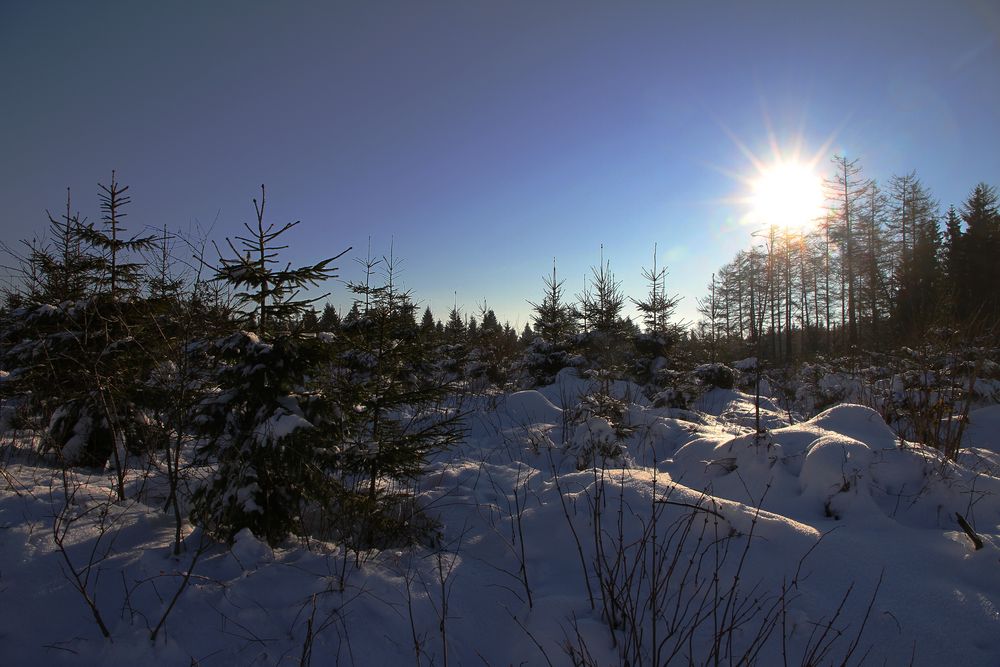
[3,372,1000,665]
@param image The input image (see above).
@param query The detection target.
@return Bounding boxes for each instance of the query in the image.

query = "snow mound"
[692,388,788,430]
[501,390,562,425]
[808,403,899,450]
[799,434,876,520]
[230,527,274,569]
[666,401,1000,535]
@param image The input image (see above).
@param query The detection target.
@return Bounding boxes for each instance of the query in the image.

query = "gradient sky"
[2,1,999,328]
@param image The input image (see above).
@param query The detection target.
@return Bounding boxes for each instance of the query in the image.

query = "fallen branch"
[955,512,983,550]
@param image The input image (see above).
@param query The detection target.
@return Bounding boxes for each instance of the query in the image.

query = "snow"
[964,405,1000,453]
[255,408,312,443]
[501,389,563,426]
[230,527,274,568]
[3,383,1000,665]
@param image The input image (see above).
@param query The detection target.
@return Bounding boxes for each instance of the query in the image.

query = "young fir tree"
[519,322,533,346]
[1,190,88,380]
[318,302,341,332]
[343,302,362,327]
[632,244,681,383]
[465,303,518,387]
[190,185,349,545]
[419,306,437,344]
[322,249,463,546]
[1,175,160,482]
[77,172,157,299]
[528,259,577,343]
[300,307,320,333]
[33,189,91,303]
[440,304,468,377]
[632,244,679,337]
[444,306,466,344]
[696,273,723,364]
[524,259,580,385]
[576,251,630,376]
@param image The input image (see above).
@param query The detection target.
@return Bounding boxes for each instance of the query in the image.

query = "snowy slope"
[2,377,999,665]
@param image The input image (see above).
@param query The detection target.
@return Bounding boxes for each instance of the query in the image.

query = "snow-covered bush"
[650,362,740,410]
[460,309,523,390]
[567,387,633,468]
[519,336,584,387]
[691,362,736,390]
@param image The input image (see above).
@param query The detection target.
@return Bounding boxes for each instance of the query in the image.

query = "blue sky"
[2,1,998,328]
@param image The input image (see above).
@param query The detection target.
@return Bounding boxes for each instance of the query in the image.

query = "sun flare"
[749,161,825,231]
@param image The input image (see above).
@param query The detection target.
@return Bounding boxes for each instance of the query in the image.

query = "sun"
[715,119,835,233]
[749,160,825,231]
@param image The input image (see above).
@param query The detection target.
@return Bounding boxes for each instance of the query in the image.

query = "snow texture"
[2,382,1000,665]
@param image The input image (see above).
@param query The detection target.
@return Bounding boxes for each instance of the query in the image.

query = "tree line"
[696,157,1000,361]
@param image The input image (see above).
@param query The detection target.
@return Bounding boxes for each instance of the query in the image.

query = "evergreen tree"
[957,183,1000,324]
[76,172,157,299]
[0,176,165,482]
[942,205,965,320]
[419,306,436,342]
[894,210,941,336]
[214,186,345,336]
[576,251,631,378]
[577,255,626,337]
[632,244,680,337]
[519,322,533,346]
[439,305,468,377]
[33,189,91,303]
[887,173,937,322]
[632,243,681,377]
[888,176,940,337]
[444,306,465,344]
[148,224,187,302]
[502,322,519,351]
[190,186,349,545]
[528,259,577,343]
[343,302,362,327]
[465,303,517,387]
[481,308,501,335]
[323,250,463,545]
[300,307,320,332]
[524,259,588,385]
[318,302,341,331]
[857,182,891,346]
[696,273,723,363]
